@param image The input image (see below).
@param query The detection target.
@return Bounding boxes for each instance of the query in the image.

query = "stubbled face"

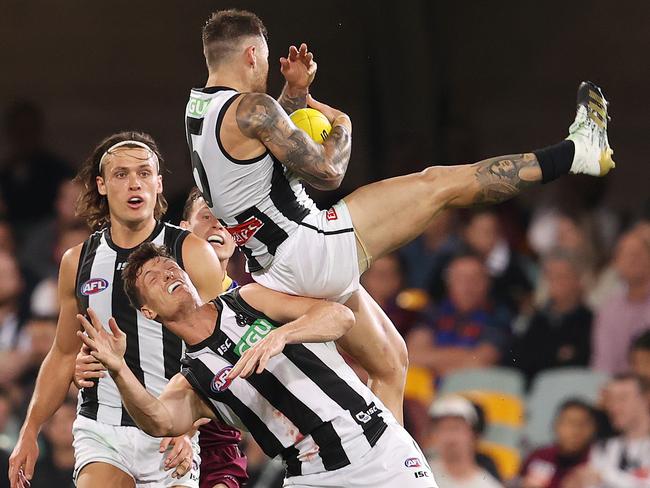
[182,198,236,262]
[251,37,269,93]
[136,257,200,321]
[96,147,162,227]
[447,257,489,312]
[555,406,596,455]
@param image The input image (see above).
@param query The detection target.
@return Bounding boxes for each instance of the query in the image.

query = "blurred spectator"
[20,179,84,283]
[463,210,533,313]
[425,395,503,488]
[0,387,11,488]
[29,223,90,318]
[0,220,15,254]
[361,253,431,337]
[630,331,650,384]
[0,251,25,352]
[564,374,650,488]
[428,210,532,314]
[399,210,461,289]
[407,254,511,377]
[512,250,593,385]
[592,229,650,374]
[0,101,73,230]
[29,399,76,488]
[0,317,56,397]
[520,399,597,488]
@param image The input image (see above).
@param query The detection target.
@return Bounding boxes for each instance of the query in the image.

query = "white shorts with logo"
[253,201,360,303]
[72,415,200,487]
[283,422,437,488]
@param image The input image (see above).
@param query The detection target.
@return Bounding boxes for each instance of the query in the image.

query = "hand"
[73,344,107,389]
[160,435,194,479]
[75,308,126,375]
[280,43,317,91]
[307,95,351,132]
[8,431,39,488]
[228,329,288,379]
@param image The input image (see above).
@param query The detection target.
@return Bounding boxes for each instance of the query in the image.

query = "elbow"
[143,420,175,438]
[310,174,343,191]
[334,304,355,336]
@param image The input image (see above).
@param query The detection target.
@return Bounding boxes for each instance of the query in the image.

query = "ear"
[179,220,190,230]
[140,305,158,321]
[96,175,107,196]
[245,45,256,68]
[156,175,163,195]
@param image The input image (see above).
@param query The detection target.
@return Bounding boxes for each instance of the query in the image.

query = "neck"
[206,69,251,93]
[221,257,230,272]
[442,454,478,479]
[109,216,157,249]
[627,278,650,302]
[165,301,218,346]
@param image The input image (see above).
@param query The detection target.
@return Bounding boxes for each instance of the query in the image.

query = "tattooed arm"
[277,84,308,114]
[236,93,351,190]
[446,153,543,207]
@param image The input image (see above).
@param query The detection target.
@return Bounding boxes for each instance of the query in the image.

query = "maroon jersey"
[199,420,247,488]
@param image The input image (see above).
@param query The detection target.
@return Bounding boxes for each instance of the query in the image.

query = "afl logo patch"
[211,366,233,393]
[80,278,109,296]
[405,457,422,468]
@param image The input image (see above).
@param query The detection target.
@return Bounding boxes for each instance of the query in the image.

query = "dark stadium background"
[1,0,648,215]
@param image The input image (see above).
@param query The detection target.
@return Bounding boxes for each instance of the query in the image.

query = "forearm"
[111,361,176,437]
[22,350,75,435]
[282,302,355,344]
[444,153,542,208]
[277,83,308,114]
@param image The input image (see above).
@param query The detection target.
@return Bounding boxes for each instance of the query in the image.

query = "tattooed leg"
[344,153,543,264]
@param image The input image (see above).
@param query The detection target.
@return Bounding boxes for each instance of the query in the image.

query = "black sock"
[533,140,575,184]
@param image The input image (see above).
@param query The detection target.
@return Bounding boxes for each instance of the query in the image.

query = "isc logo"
[80,278,109,296]
[355,405,378,423]
[414,470,430,479]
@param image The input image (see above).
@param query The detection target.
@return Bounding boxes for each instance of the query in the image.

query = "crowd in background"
[1,100,649,488]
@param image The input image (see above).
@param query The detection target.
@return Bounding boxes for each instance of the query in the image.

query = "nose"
[128,173,142,190]
[164,269,174,281]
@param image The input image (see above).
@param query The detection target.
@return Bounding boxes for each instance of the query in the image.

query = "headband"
[98,140,160,171]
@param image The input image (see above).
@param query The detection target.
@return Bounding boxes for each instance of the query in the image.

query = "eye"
[139,170,152,178]
[202,214,211,221]
[115,172,127,179]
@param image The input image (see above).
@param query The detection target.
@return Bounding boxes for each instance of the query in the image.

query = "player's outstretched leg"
[345,81,614,264]
[338,287,408,424]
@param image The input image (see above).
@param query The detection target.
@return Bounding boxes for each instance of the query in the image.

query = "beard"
[252,69,268,93]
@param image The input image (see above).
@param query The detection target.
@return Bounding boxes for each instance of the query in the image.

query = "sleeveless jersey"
[185,86,319,273]
[75,221,188,426]
[182,288,388,477]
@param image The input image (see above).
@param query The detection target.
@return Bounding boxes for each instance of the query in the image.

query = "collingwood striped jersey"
[75,221,189,426]
[185,87,319,273]
[181,288,390,477]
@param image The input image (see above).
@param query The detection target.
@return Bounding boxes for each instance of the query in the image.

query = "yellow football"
[290,108,332,144]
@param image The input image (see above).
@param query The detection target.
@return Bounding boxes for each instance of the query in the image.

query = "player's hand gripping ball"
[290,108,331,144]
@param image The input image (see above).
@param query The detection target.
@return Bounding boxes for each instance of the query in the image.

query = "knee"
[377,333,409,382]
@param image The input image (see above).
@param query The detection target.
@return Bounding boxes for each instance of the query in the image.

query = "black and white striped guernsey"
[75,221,189,427]
[181,288,389,477]
[185,86,319,273]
